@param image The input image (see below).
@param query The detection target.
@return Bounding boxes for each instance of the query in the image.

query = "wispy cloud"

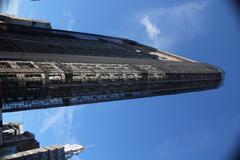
[0,0,21,15]
[39,108,65,135]
[39,106,84,145]
[39,107,75,135]
[139,1,211,50]
[140,16,160,40]
[64,11,75,31]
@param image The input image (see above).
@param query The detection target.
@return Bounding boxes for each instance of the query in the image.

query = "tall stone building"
[0,13,225,160]
[0,14,224,113]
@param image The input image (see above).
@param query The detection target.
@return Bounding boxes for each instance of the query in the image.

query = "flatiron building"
[0,14,224,113]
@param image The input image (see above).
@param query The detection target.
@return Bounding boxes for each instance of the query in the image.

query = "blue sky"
[1,0,240,160]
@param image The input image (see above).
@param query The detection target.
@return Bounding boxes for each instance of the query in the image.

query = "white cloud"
[39,106,84,146]
[140,16,160,40]
[64,11,75,31]
[0,0,21,15]
[68,18,75,30]
[39,108,65,135]
[7,0,21,15]
[139,1,211,50]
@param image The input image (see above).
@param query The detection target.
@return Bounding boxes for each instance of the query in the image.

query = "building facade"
[1,145,65,160]
[0,122,39,157]
[0,14,224,113]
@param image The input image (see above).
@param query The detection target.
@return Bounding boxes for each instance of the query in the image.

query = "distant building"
[0,14,224,113]
[0,122,84,160]
[1,144,85,160]
[0,122,39,157]
[1,145,66,160]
